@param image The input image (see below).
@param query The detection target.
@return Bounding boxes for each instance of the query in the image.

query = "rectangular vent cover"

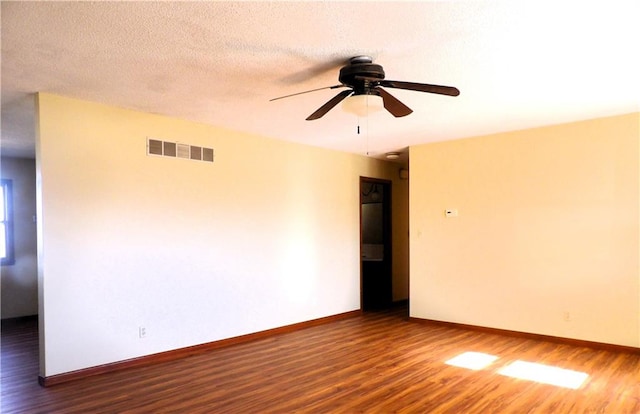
[147,138,214,163]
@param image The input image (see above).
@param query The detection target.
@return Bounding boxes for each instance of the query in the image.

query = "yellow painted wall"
[410,113,639,347]
[36,93,407,376]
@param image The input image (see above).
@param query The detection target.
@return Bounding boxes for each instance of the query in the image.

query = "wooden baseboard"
[409,316,640,354]
[39,310,361,387]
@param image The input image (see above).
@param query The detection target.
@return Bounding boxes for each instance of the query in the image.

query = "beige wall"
[390,165,409,301]
[1,157,38,318]
[36,93,408,376]
[409,113,639,347]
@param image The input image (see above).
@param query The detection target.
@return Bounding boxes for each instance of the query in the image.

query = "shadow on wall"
[1,157,38,319]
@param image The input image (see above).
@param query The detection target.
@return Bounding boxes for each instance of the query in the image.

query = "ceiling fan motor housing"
[339,62,385,94]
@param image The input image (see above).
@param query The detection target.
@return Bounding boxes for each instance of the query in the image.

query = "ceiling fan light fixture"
[341,94,384,117]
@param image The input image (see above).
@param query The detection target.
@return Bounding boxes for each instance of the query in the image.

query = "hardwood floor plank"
[3,309,640,413]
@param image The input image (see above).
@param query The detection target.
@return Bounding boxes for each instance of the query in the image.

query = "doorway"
[360,178,392,311]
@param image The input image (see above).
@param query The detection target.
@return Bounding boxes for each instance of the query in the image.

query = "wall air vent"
[202,148,214,162]
[147,138,214,163]
[148,139,163,155]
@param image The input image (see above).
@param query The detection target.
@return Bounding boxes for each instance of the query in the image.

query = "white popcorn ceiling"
[2,1,638,159]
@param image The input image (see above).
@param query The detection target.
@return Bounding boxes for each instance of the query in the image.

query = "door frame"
[359,176,392,311]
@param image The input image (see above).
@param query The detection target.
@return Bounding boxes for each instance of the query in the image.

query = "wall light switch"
[445,209,458,218]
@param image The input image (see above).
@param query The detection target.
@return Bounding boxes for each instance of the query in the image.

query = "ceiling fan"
[270,56,460,120]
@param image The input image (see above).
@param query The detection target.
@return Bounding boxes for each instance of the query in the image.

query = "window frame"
[1,179,15,266]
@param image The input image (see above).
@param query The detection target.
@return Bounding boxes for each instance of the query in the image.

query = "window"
[1,179,15,265]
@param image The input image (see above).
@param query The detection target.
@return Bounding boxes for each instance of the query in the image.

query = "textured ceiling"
[1,1,639,159]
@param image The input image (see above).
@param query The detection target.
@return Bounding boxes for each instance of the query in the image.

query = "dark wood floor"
[2,309,640,413]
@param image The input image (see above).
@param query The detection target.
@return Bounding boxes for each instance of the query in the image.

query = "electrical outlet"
[139,326,147,339]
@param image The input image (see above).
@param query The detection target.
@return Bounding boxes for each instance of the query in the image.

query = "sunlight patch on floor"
[445,353,589,389]
[445,352,499,370]
[498,360,589,389]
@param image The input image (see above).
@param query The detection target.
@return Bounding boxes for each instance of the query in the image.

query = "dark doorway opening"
[360,178,392,311]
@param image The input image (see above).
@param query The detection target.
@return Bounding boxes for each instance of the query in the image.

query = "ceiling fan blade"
[376,87,413,117]
[379,80,460,96]
[270,85,345,101]
[306,89,353,120]
[355,76,459,97]
[278,56,351,84]
[380,80,460,96]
